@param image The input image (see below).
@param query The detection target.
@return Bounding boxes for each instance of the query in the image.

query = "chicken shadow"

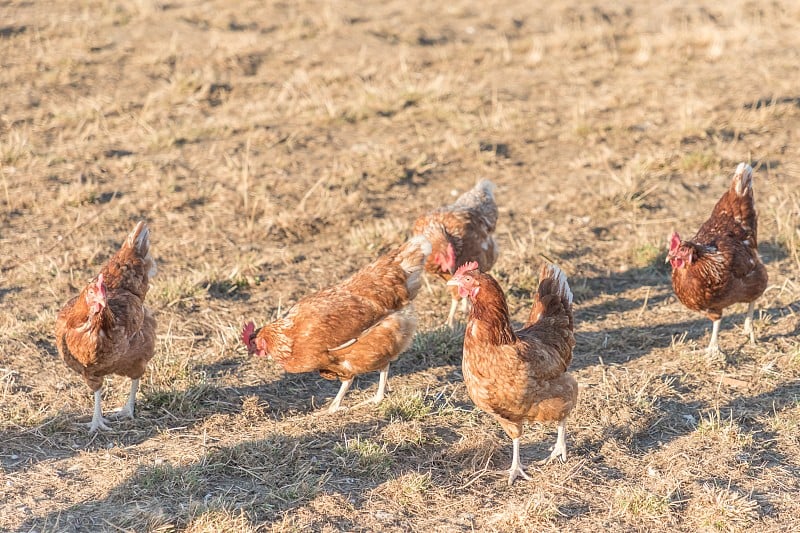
[0,286,22,302]
[575,298,798,372]
[195,325,465,414]
[571,316,709,371]
[0,379,245,475]
[758,238,790,264]
[572,370,799,521]
[633,379,800,476]
[570,259,673,323]
[15,408,523,531]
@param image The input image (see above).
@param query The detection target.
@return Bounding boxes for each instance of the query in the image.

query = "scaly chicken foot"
[351,365,391,409]
[538,419,568,466]
[109,378,139,420]
[743,302,756,344]
[326,378,354,414]
[87,389,112,433]
[508,438,532,485]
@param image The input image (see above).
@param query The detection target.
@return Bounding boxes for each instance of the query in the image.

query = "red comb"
[454,261,479,277]
[242,321,256,352]
[669,232,681,251]
[96,273,105,286]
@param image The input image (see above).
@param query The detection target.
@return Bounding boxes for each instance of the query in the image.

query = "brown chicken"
[412,179,498,327]
[447,261,578,485]
[55,221,157,433]
[667,163,768,355]
[242,235,431,413]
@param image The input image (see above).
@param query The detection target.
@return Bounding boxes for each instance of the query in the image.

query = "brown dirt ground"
[1,0,799,531]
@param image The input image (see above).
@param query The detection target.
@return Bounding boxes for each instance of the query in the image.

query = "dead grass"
[2,0,800,531]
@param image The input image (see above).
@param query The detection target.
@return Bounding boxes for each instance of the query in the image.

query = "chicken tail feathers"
[526,263,574,330]
[396,235,432,299]
[125,221,157,278]
[454,179,496,208]
[732,162,753,197]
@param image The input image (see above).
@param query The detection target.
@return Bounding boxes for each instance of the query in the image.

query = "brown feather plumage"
[412,180,499,322]
[246,235,431,410]
[452,263,577,466]
[54,222,157,416]
[669,164,767,323]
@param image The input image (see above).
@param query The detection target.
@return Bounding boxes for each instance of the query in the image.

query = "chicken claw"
[508,438,532,486]
[87,390,111,433]
[109,379,139,420]
[538,419,568,466]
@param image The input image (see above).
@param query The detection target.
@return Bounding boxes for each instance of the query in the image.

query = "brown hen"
[243,235,431,413]
[55,221,157,433]
[667,163,768,355]
[412,179,498,327]
[448,262,578,485]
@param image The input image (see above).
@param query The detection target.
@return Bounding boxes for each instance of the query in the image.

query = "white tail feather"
[454,179,496,208]
[399,235,432,298]
[543,263,573,306]
[733,163,753,196]
[128,221,157,277]
[474,178,496,199]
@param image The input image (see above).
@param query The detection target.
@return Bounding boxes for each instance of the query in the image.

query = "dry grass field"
[2,0,800,531]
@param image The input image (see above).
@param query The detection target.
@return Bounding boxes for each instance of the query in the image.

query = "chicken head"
[85,274,107,315]
[667,232,693,269]
[446,261,481,299]
[433,242,457,275]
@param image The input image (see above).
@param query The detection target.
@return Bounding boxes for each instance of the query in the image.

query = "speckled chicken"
[242,235,431,413]
[448,261,578,485]
[412,179,498,327]
[667,163,768,355]
[55,221,157,433]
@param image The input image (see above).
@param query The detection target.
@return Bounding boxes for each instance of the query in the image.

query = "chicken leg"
[743,302,756,344]
[446,297,459,328]
[707,318,722,356]
[110,378,139,420]
[538,419,568,465]
[88,389,111,433]
[327,378,354,413]
[352,364,391,409]
[508,437,532,485]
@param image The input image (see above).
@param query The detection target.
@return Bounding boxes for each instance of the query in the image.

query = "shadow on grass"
[194,326,465,416]
[15,408,488,531]
[0,382,239,475]
[574,300,797,372]
[572,316,709,370]
[630,378,800,476]
[0,286,22,302]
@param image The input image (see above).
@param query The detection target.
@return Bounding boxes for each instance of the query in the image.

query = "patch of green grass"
[154,276,207,309]
[631,243,665,268]
[136,462,205,497]
[695,482,759,530]
[407,326,463,366]
[379,391,432,421]
[144,384,212,415]
[696,407,753,447]
[680,150,718,173]
[334,436,393,477]
[614,486,675,519]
